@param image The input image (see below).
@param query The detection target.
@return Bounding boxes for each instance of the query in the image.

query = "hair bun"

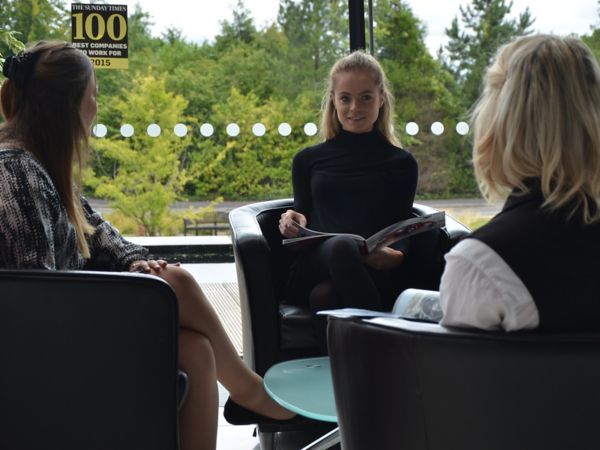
[2,51,39,88]
[2,54,16,78]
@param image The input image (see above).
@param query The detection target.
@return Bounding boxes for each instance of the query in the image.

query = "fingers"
[279,210,308,237]
[363,248,404,270]
[279,210,299,237]
[129,260,151,273]
[129,259,180,274]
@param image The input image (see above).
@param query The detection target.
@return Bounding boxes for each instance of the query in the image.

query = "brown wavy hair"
[1,41,95,256]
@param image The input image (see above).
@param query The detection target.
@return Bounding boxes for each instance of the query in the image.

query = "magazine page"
[282,221,366,251]
[392,288,442,323]
[365,211,446,253]
[293,221,333,238]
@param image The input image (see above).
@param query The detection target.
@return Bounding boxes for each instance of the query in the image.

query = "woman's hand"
[279,209,307,238]
[364,247,405,270]
[129,259,180,274]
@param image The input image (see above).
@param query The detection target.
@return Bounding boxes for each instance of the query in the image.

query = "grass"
[446,210,492,231]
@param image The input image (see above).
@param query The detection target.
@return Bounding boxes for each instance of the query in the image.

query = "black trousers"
[285,236,408,352]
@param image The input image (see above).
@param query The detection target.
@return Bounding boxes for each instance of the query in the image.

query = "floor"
[183,262,262,449]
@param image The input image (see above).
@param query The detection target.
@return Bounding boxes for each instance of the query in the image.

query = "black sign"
[71,3,128,69]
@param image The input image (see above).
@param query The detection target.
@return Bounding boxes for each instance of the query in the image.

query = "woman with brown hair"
[0,41,294,450]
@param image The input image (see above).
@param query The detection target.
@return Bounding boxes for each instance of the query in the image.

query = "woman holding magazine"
[279,51,418,350]
[439,34,600,331]
[0,41,297,449]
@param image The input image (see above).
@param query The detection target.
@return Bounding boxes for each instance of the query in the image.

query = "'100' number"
[72,13,126,41]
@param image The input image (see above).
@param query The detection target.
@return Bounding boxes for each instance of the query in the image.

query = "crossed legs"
[151,265,294,450]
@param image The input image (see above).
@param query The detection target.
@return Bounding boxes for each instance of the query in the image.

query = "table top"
[264,356,337,423]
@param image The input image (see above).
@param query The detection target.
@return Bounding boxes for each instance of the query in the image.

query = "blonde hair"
[472,34,600,223]
[1,42,95,256]
[320,50,400,146]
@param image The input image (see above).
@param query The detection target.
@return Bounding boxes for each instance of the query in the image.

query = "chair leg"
[259,431,275,450]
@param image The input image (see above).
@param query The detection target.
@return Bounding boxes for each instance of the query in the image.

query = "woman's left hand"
[129,259,180,274]
[364,247,405,270]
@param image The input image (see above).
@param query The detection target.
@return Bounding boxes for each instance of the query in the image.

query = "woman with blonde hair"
[0,41,295,450]
[439,34,600,331]
[279,50,418,350]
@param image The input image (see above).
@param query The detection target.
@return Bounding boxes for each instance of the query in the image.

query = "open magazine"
[282,211,445,255]
[317,289,442,323]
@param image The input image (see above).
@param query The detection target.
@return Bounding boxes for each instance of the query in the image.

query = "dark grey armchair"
[327,315,600,450]
[0,269,183,450]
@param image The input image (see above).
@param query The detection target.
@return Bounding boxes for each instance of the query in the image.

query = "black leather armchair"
[0,270,182,450]
[229,199,470,448]
[327,316,600,450]
[229,199,470,376]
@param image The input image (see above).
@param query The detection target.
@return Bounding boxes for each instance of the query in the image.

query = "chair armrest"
[408,203,471,289]
[229,199,293,375]
[177,370,189,410]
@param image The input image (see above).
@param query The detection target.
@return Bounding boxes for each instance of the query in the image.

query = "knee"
[326,235,361,260]
[179,329,215,374]
[156,265,197,293]
[308,281,339,312]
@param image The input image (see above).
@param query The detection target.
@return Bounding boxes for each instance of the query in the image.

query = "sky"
[109,0,599,55]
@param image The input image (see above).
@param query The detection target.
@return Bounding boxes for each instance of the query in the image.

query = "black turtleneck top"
[292,129,418,253]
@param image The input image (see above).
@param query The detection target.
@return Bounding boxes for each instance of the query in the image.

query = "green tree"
[94,6,162,103]
[192,88,317,199]
[0,30,25,71]
[0,0,67,56]
[86,74,194,236]
[277,0,348,98]
[441,0,534,107]
[214,0,257,51]
[374,0,471,194]
[582,2,600,62]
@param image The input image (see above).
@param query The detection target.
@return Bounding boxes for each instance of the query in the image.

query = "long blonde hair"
[320,50,400,146]
[472,34,600,223]
[1,42,95,256]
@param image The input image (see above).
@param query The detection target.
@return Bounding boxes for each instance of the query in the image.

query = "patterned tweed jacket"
[0,147,148,270]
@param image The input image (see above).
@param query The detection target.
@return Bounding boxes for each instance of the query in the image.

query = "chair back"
[0,270,180,450]
[328,316,600,450]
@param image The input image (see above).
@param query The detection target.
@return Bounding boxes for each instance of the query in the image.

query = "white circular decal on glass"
[147,123,161,137]
[226,123,240,137]
[120,124,134,137]
[405,122,419,136]
[200,123,214,137]
[304,122,318,136]
[174,123,188,137]
[93,123,107,138]
[278,122,292,136]
[252,123,266,136]
[430,122,444,136]
[456,121,469,136]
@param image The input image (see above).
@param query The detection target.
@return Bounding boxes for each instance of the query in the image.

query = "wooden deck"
[201,282,243,355]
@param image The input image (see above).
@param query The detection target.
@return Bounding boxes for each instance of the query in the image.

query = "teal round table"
[264,356,339,449]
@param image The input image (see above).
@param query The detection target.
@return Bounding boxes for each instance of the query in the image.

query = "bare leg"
[152,265,294,420]
[178,329,218,450]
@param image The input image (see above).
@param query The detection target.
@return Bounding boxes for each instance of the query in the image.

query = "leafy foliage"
[0,0,67,54]
[374,0,471,194]
[87,74,194,236]
[440,0,533,107]
[5,0,576,233]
